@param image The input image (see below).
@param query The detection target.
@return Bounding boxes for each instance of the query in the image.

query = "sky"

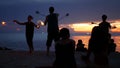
[0,0,120,33]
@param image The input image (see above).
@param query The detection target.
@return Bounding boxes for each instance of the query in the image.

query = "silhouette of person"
[108,39,116,54]
[44,6,59,55]
[99,14,111,33]
[13,15,39,54]
[76,39,87,52]
[53,28,76,68]
[86,25,110,67]
[84,15,111,67]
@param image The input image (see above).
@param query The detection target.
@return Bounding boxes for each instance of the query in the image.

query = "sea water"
[0,33,120,52]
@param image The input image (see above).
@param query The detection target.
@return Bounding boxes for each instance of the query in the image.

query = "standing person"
[53,28,76,68]
[86,15,111,67]
[44,6,59,55]
[13,15,39,54]
[86,26,109,67]
[99,14,111,33]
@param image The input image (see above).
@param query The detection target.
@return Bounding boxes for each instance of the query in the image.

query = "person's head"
[49,6,54,14]
[59,28,70,39]
[28,15,33,21]
[78,39,82,44]
[102,14,107,22]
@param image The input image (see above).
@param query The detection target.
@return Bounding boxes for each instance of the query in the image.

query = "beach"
[0,50,120,68]
[0,33,120,68]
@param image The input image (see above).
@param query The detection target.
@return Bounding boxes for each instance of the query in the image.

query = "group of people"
[84,14,116,67]
[13,7,59,54]
[13,6,117,68]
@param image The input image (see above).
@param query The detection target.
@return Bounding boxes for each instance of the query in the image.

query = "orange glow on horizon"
[111,20,120,32]
[60,20,120,32]
[68,23,98,32]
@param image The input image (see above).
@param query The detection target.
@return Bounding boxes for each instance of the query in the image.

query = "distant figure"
[53,28,76,68]
[108,39,116,54]
[99,14,111,33]
[76,39,87,52]
[13,15,39,54]
[84,15,111,67]
[44,6,59,55]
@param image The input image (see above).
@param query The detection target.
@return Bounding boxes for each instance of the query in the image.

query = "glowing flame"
[40,21,44,26]
[37,25,40,28]
[68,23,96,32]
[1,21,6,26]
[37,20,44,26]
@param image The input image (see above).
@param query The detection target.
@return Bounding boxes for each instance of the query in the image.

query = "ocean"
[0,33,120,52]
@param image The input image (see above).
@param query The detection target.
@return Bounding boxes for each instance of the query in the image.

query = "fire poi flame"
[1,21,6,26]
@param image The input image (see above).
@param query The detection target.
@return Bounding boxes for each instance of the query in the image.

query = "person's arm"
[109,23,111,29]
[33,23,40,29]
[55,13,59,17]
[13,20,26,25]
[44,16,48,26]
[72,40,76,52]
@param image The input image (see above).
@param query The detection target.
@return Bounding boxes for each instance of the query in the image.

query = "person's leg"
[26,35,34,54]
[46,34,53,56]
[54,32,60,43]
[29,40,34,54]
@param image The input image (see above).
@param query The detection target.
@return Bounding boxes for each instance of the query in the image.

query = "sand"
[0,50,120,68]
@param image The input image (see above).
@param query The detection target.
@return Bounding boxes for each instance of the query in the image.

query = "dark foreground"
[0,50,120,68]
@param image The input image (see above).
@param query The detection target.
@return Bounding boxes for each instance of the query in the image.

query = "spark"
[1,21,6,26]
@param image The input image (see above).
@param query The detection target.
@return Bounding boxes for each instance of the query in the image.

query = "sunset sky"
[0,0,120,33]
[60,20,120,33]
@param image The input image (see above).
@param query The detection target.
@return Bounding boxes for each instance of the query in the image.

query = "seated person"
[108,39,116,54]
[53,28,76,68]
[76,39,87,52]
